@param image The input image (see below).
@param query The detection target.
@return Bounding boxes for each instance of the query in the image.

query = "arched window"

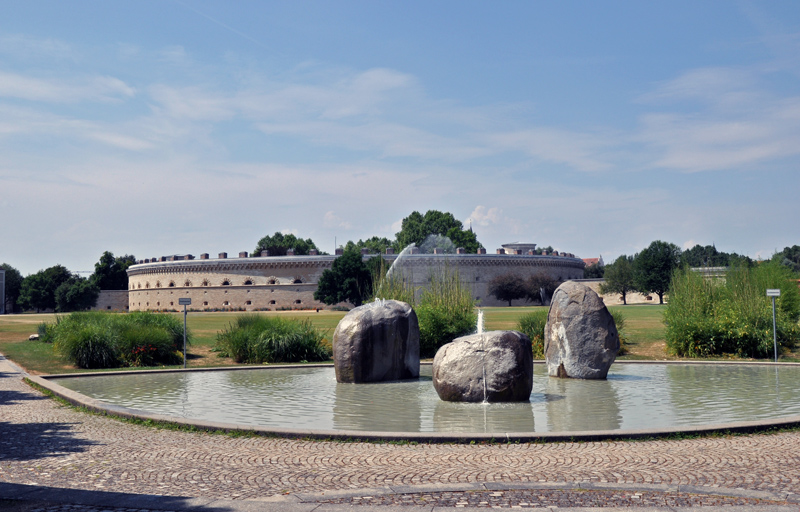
[168,281,175,287]
[243,279,253,285]
[184,280,191,287]
[267,278,278,285]
[293,278,303,284]
[221,280,231,286]
[155,281,162,288]
[145,282,150,289]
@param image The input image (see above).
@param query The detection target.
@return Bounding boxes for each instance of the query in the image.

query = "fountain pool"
[45,362,800,440]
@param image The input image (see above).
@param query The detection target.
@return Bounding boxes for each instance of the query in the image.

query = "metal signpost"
[0,269,5,315]
[178,298,191,368]
[767,289,781,362]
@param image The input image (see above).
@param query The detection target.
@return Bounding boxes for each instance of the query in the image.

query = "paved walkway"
[2,354,800,510]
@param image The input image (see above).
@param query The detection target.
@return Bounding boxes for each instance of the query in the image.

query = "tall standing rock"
[433,330,533,402]
[333,300,420,383]
[544,281,619,379]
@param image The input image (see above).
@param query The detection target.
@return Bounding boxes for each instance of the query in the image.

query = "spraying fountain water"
[385,243,416,281]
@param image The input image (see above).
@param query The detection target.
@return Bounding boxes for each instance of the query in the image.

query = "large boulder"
[333,299,420,383]
[544,281,619,379]
[432,330,533,403]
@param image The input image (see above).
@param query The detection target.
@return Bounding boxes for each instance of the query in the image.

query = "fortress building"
[125,245,584,311]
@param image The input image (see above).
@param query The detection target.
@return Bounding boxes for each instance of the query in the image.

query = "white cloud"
[486,127,614,172]
[323,211,353,230]
[638,67,800,172]
[0,34,74,61]
[0,71,135,103]
[468,206,503,227]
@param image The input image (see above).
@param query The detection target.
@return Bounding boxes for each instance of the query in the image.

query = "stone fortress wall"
[126,244,585,312]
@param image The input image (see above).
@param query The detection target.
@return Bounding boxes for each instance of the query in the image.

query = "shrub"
[37,321,56,343]
[215,314,330,364]
[665,262,800,358]
[52,320,119,369]
[517,308,628,358]
[48,311,189,369]
[117,324,182,367]
[372,261,476,358]
[609,309,628,355]
[516,309,548,358]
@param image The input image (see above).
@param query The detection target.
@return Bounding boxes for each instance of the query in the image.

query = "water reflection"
[50,364,800,434]
[542,375,621,431]
[665,364,796,424]
[433,399,535,433]
[333,378,424,432]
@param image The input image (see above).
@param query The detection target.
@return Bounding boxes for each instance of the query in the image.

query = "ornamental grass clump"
[415,265,477,358]
[371,262,476,358]
[49,311,188,369]
[665,262,800,358]
[215,314,330,364]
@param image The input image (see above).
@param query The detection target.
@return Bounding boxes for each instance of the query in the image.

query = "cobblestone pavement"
[318,488,788,508]
[2,355,800,509]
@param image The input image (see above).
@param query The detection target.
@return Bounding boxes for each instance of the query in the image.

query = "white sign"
[178,298,192,305]
[767,289,781,297]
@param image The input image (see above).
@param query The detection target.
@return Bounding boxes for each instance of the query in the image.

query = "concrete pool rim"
[27,360,800,444]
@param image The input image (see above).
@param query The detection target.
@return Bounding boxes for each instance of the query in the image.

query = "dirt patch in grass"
[186,344,236,367]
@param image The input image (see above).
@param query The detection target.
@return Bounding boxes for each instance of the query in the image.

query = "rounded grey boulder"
[432,330,533,403]
[544,281,619,379]
[333,299,420,383]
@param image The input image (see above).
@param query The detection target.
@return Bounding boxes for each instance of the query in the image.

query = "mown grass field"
[4,303,790,375]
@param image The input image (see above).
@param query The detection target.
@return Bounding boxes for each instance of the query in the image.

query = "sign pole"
[767,289,781,363]
[178,297,192,368]
[183,303,187,368]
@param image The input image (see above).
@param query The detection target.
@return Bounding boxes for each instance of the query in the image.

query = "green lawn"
[480,304,669,360]
[0,303,757,375]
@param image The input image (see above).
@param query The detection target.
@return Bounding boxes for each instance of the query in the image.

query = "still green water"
[52,363,800,433]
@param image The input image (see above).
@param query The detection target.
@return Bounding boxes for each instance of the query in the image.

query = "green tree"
[314,249,372,307]
[343,236,394,255]
[583,262,605,278]
[444,226,481,254]
[488,273,527,306]
[18,265,72,312]
[773,245,800,274]
[525,272,560,305]
[394,210,482,253]
[1,263,24,313]
[254,232,321,256]
[55,276,100,312]
[634,241,682,304]
[600,255,636,305]
[90,251,136,290]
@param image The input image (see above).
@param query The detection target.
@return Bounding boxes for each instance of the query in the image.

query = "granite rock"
[432,330,533,402]
[544,281,619,379]
[333,299,420,383]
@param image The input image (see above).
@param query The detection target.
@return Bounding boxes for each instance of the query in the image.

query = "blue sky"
[2,1,799,275]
